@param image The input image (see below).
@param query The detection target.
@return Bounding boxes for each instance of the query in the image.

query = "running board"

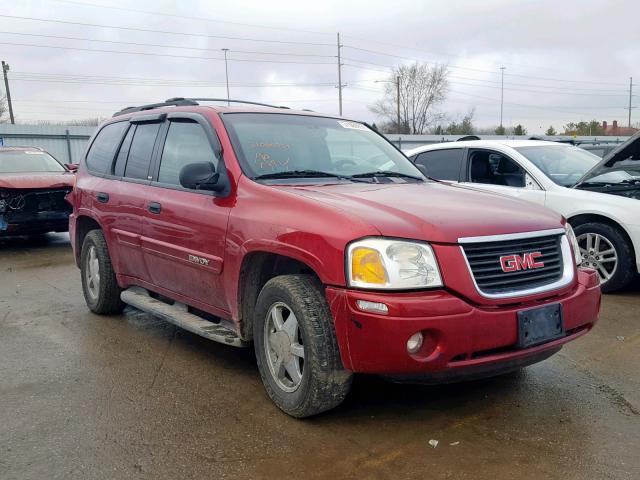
[121,288,246,347]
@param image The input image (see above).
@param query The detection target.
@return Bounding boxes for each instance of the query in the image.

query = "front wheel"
[253,275,352,418]
[573,222,635,293]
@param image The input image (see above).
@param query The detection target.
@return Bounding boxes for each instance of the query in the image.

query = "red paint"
[500,251,544,272]
[69,105,601,378]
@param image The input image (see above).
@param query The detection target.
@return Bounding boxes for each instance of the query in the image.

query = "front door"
[460,148,546,206]
[141,115,231,313]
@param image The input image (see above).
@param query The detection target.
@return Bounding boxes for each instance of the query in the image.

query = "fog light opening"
[356,300,389,315]
[407,332,424,354]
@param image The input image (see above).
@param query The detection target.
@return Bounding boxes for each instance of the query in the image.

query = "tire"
[253,275,352,418]
[572,222,635,293]
[80,229,125,314]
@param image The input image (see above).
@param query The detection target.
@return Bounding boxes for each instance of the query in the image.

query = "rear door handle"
[96,192,109,203]
[148,202,162,214]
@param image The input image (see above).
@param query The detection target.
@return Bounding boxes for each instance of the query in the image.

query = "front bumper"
[0,211,70,236]
[326,269,600,377]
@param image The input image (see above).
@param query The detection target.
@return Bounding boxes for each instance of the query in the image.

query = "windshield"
[0,150,65,173]
[515,145,600,187]
[222,113,423,182]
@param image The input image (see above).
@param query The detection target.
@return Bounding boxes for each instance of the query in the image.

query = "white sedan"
[405,137,640,292]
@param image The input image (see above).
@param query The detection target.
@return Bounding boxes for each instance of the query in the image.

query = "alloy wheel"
[577,232,618,284]
[263,302,305,393]
[85,245,101,301]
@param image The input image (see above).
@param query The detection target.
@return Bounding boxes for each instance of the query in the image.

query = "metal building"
[0,124,94,164]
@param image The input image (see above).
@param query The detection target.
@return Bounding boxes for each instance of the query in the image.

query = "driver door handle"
[148,202,162,214]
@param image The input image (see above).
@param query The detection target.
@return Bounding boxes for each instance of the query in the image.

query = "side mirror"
[179,162,224,192]
[65,163,78,172]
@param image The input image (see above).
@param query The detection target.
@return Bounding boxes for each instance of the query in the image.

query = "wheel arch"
[567,212,638,272]
[236,250,323,341]
[74,214,102,267]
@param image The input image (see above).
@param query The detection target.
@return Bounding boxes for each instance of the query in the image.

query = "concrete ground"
[1,233,638,480]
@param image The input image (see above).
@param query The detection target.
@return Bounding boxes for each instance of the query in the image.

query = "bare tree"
[370,63,448,134]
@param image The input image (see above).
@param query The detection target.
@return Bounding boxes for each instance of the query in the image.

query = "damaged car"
[0,146,75,236]
[406,135,640,292]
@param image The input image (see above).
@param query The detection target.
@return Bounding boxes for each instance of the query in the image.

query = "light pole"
[499,66,506,131]
[221,48,230,106]
[375,76,402,134]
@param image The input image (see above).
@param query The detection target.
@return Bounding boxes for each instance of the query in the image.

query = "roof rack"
[112,97,289,117]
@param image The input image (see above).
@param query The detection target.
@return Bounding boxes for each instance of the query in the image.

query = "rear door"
[141,113,231,312]
[459,148,546,206]
[105,115,164,282]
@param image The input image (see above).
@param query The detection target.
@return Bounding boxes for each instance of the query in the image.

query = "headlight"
[347,238,443,289]
[564,223,581,266]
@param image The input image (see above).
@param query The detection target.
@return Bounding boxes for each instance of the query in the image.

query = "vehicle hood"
[277,181,563,243]
[576,131,640,184]
[0,172,75,190]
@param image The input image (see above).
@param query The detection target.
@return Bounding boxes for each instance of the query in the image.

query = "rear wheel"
[573,222,635,293]
[80,229,124,314]
[253,275,352,418]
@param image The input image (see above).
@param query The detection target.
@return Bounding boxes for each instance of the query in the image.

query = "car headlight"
[564,223,581,266]
[347,238,443,289]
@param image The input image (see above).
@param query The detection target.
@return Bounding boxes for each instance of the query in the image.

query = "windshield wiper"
[253,169,368,182]
[350,170,424,181]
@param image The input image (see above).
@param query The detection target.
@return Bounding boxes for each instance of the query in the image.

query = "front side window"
[515,145,601,187]
[469,150,525,187]
[86,121,128,174]
[158,121,217,186]
[124,122,161,180]
[414,149,464,181]
[223,113,423,182]
[0,150,65,173]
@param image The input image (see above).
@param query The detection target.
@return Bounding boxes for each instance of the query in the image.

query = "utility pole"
[629,76,633,128]
[499,66,505,130]
[337,32,343,116]
[396,75,401,134]
[2,61,14,124]
[221,48,230,106]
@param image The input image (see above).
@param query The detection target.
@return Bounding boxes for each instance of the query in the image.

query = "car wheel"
[253,274,352,418]
[80,229,124,314]
[573,222,635,293]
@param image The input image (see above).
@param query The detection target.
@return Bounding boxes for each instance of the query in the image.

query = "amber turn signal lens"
[351,247,388,285]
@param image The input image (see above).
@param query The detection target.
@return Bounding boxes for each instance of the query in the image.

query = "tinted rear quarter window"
[124,123,161,180]
[113,124,135,176]
[414,149,464,181]
[85,122,128,174]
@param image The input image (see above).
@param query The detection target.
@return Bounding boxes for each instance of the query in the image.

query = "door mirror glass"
[179,162,223,191]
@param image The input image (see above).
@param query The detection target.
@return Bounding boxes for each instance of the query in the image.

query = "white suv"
[405,137,640,292]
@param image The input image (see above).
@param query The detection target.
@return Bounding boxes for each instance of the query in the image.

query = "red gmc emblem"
[500,252,545,273]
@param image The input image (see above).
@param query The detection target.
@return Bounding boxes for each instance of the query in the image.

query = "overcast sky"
[1,0,638,133]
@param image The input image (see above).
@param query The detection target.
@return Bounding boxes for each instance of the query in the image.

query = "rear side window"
[85,122,128,174]
[158,121,217,186]
[414,149,464,181]
[124,123,161,180]
[113,125,135,176]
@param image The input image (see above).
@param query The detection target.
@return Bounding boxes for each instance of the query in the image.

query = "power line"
[0,14,334,47]
[342,44,630,87]
[0,40,335,65]
[52,0,335,37]
[0,31,336,58]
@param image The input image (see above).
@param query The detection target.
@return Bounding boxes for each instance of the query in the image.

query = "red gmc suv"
[68,98,601,417]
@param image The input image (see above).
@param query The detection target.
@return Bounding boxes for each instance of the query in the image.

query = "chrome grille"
[462,234,564,295]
